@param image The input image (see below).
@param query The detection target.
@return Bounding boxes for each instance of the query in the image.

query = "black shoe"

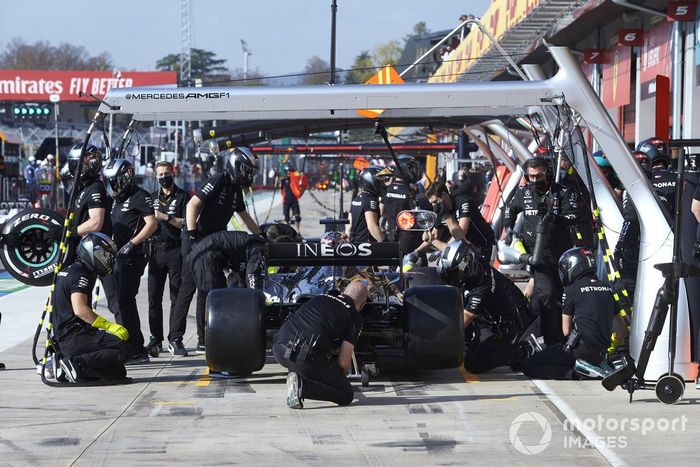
[286,372,303,409]
[125,353,150,365]
[168,339,189,357]
[196,343,206,355]
[59,358,81,383]
[146,336,162,358]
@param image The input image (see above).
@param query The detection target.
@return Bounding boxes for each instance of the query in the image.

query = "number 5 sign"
[618,29,644,46]
[668,1,697,21]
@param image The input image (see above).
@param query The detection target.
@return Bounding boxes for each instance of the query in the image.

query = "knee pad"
[294,215,302,223]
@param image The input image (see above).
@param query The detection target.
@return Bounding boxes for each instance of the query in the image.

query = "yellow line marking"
[154,401,197,405]
[196,367,212,387]
[459,366,479,383]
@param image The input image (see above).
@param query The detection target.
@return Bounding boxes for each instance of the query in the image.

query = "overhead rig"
[98,45,695,389]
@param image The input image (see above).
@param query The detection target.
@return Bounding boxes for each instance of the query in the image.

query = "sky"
[0,0,491,77]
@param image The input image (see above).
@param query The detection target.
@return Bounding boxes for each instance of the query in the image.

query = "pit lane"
[0,189,697,465]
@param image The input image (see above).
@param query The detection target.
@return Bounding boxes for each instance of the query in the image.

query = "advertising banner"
[601,45,632,108]
[640,21,673,100]
[429,0,544,83]
[0,70,177,102]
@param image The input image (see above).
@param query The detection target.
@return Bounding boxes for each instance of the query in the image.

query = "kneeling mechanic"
[273,282,367,408]
[522,248,619,379]
[437,240,539,373]
[52,233,129,383]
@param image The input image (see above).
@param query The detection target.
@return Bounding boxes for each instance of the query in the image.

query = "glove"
[504,228,514,245]
[117,241,136,258]
[694,241,700,261]
[92,315,129,341]
[186,229,201,243]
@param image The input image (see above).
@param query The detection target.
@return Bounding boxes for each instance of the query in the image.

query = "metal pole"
[339,162,344,217]
[330,0,337,85]
[671,21,683,139]
[591,29,602,152]
[108,113,113,152]
[243,52,248,81]
[54,102,60,209]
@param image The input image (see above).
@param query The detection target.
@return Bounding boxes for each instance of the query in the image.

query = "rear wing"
[267,242,401,267]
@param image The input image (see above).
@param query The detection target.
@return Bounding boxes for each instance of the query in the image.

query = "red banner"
[0,70,177,102]
[640,21,674,100]
[601,45,632,108]
[668,1,697,21]
[583,48,607,64]
[618,29,644,46]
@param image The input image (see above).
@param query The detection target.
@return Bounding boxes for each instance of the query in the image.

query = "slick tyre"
[404,285,464,370]
[206,288,266,374]
[406,267,444,287]
[0,208,69,287]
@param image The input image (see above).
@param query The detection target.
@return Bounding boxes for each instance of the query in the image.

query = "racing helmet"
[77,232,118,276]
[359,166,390,196]
[102,158,134,201]
[436,239,483,287]
[633,150,652,178]
[396,154,423,183]
[636,137,670,167]
[226,147,259,188]
[320,231,349,247]
[558,247,596,286]
[262,223,301,243]
[68,144,103,181]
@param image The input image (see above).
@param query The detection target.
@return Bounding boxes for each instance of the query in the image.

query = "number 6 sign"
[618,29,644,46]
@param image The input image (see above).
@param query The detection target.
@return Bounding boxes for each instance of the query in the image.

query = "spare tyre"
[0,208,68,287]
[206,288,266,374]
[404,285,464,370]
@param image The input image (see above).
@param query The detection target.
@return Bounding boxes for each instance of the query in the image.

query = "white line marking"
[532,379,628,467]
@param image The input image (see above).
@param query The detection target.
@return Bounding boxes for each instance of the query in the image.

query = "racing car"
[205,213,464,383]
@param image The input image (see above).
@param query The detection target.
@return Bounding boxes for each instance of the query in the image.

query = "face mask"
[532,179,548,192]
[159,175,174,189]
[432,201,450,222]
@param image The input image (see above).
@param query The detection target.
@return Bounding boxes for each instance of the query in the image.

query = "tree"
[228,67,266,86]
[156,48,228,81]
[345,51,374,84]
[413,21,429,36]
[373,40,403,67]
[302,55,330,85]
[0,38,113,70]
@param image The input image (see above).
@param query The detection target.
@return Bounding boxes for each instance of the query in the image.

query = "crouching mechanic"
[52,233,129,383]
[184,231,265,357]
[273,281,368,408]
[522,248,618,380]
[437,240,538,373]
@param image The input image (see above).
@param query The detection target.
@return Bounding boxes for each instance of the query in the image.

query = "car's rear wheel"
[404,285,464,370]
[206,288,266,374]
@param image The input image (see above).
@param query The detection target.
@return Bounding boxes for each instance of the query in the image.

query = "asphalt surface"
[1,187,699,466]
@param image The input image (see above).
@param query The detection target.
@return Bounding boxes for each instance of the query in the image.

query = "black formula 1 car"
[204,240,465,382]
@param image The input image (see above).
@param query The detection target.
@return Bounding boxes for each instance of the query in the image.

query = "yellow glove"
[92,315,129,341]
